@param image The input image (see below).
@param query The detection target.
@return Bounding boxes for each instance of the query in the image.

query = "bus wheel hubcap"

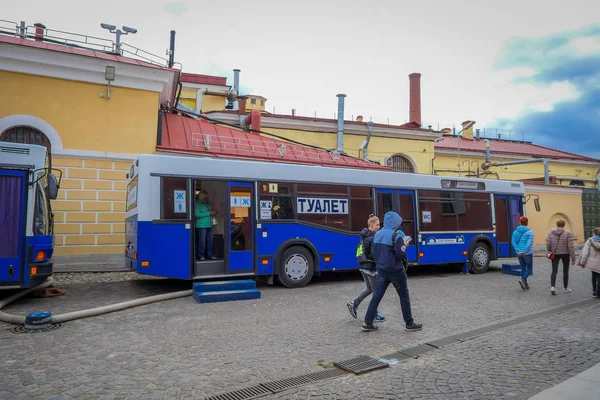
[285,255,308,280]
[473,248,488,266]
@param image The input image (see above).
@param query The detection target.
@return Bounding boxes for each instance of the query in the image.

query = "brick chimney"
[409,73,421,127]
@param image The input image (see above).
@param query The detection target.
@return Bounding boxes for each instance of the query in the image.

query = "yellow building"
[0,32,179,256]
[434,121,600,246]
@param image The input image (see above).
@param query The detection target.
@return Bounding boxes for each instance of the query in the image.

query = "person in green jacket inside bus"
[195,190,217,261]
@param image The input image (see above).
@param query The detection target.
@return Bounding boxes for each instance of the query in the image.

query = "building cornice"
[208,111,441,142]
[434,148,600,166]
[0,42,179,105]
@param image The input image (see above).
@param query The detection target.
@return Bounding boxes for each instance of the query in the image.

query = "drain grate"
[398,344,436,358]
[261,368,346,393]
[204,385,271,400]
[333,355,389,375]
[10,324,63,334]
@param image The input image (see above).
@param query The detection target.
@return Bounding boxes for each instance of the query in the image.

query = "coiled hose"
[0,277,192,325]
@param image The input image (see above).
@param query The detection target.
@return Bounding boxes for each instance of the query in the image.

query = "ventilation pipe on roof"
[482,141,549,185]
[245,108,261,132]
[336,94,346,153]
[360,121,374,161]
[168,30,176,68]
[233,69,240,94]
[34,23,45,42]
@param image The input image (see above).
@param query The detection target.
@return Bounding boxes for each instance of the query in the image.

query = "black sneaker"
[518,279,526,291]
[405,323,423,332]
[361,323,378,332]
[525,281,530,290]
[593,291,597,297]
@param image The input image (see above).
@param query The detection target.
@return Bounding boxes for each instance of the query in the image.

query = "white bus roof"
[0,142,47,171]
[135,154,525,195]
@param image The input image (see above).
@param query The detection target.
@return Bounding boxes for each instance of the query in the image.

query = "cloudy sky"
[4,0,600,157]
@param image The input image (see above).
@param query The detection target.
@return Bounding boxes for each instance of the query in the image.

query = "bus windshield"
[34,177,52,235]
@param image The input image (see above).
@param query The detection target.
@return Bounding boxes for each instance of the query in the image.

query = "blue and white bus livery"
[0,143,60,290]
[125,153,531,288]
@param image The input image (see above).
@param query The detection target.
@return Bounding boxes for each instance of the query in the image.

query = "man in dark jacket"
[363,211,422,332]
[347,215,385,322]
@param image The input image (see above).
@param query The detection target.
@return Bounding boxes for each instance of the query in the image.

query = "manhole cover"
[334,355,389,375]
[10,324,63,333]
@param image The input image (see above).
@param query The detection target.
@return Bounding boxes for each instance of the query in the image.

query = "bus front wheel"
[470,242,490,274]
[277,246,314,288]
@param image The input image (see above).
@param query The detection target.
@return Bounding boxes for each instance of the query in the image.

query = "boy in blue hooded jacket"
[511,216,535,290]
[362,211,423,332]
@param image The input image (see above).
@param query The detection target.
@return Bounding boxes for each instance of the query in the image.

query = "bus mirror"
[534,198,541,212]
[48,174,59,200]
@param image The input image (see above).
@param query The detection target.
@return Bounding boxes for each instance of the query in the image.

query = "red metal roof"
[434,136,598,162]
[158,113,390,170]
[0,35,177,71]
[180,73,228,86]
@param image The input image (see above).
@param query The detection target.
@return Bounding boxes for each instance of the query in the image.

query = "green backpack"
[356,239,368,265]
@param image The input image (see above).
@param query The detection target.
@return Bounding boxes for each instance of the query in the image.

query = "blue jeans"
[196,227,213,259]
[518,254,533,281]
[365,268,414,326]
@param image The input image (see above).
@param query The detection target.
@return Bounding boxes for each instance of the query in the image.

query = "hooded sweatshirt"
[578,236,600,273]
[546,228,575,260]
[372,211,407,272]
[511,225,534,256]
[358,228,376,272]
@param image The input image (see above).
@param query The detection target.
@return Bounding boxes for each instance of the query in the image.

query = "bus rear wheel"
[277,246,314,288]
[470,242,490,274]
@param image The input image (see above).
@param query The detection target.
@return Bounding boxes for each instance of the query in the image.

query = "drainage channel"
[204,298,599,400]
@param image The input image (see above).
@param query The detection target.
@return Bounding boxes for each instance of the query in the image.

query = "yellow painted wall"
[524,189,585,246]
[0,71,160,154]
[51,156,129,256]
[261,127,435,174]
[246,96,266,112]
[434,154,598,187]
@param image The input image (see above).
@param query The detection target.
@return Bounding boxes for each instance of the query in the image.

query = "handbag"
[211,216,218,227]
[547,232,564,260]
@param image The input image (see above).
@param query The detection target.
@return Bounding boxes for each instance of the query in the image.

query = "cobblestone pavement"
[270,305,600,400]
[1,258,599,399]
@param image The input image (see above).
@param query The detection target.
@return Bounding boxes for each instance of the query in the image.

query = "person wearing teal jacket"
[195,190,217,260]
[511,216,535,290]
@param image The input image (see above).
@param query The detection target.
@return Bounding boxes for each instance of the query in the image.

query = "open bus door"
[227,182,254,273]
[375,189,417,264]
[0,170,26,288]
[494,195,523,257]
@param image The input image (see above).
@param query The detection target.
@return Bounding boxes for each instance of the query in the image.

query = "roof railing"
[0,19,172,68]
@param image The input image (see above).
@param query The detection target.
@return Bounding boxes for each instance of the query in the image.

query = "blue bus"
[0,143,60,290]
[125,154,529,288]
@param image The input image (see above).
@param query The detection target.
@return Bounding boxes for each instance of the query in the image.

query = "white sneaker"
[551,287,556,295]
[564,288,572,293]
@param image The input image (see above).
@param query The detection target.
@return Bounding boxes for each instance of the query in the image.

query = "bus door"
[227,182,254,273]
[0,170,26,287]
[494,195,523,257]
[375,189,417,263]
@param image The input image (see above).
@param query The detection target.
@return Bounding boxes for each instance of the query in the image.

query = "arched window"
[389,154,416,173]
[0,126,52,168]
